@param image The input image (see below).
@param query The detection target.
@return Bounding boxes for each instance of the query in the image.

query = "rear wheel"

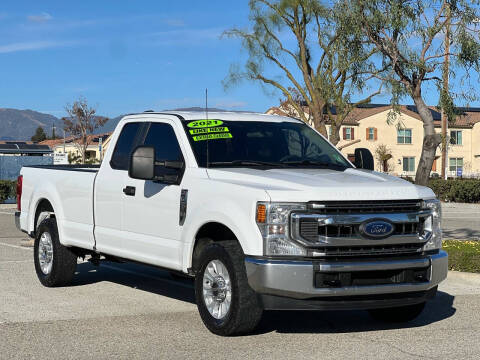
[34,218,77,287]
[194,240,263,336]
[368,302,426,323]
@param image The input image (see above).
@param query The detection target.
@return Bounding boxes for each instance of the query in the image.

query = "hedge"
[428,179,480,203]
[0,180,16,203]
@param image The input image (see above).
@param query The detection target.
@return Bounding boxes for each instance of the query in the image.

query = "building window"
[449,157,463,173]
[397,129,412,144]
[366,127,377,140]
[450,130,462,145]
[403,157,415,172]
[343,127,354,140]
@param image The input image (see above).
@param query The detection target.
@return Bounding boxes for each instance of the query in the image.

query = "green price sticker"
[187,119,223,128]
[193,133,233,141]
[189,127,229,135]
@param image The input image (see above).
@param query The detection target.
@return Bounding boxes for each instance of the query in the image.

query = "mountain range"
[0,107,235,141]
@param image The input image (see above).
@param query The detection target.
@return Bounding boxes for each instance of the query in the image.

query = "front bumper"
[245,251,448,310]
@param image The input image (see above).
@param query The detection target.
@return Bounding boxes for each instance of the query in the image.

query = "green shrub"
[0,180,16,203]
[443,240,480,273]
[428,179,480,203]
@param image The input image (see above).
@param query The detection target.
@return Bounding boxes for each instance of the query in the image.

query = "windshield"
[182,119,352,170]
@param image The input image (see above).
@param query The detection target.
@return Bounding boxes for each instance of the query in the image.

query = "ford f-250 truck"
[15,111,447,335]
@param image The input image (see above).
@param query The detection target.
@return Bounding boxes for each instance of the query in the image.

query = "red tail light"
[16,175,23,211]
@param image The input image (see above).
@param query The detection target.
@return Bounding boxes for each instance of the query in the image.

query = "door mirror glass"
[129,146,185,183]
[354,148,374,171]
[129,146,155,180]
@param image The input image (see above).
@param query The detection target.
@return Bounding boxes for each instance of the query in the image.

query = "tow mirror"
[129,146,155,180]
[129,146,185,184]
[354,148,374,171]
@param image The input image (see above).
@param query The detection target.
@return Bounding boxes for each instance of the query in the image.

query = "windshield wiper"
[282,160,348,170]
[208,160,283,168]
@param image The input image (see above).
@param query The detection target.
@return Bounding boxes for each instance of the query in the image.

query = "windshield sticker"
[193,133,233,141]
[189,127,229,135]
[187,119,223,128]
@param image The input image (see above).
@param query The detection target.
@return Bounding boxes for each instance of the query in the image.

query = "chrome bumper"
[245,251,448,304]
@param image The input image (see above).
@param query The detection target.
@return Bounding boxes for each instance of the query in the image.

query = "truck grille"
[311,243,424,257]
[290,200,430,258]
[300,220,421,242]
[307,199,422,215]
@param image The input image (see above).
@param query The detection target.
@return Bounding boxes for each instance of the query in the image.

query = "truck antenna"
[205,88,209,169]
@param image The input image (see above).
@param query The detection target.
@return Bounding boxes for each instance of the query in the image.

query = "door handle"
[123,186,136,196]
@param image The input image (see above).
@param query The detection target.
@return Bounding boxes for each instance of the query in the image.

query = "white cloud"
[146,28,222,46]
[0,40,74,54]
[27,12,53,23]
[163,19,185,27]
[215,101,247,109]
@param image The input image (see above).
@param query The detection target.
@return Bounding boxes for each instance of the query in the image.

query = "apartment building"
[267,104,480,177]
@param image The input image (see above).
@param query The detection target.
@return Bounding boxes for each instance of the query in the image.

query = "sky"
[0,1,478,119]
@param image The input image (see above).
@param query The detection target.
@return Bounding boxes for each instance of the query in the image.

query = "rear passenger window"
[110,122,143,170]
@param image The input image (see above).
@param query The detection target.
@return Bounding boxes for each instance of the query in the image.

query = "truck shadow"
[255,290,456,334]
[71,261,456,335]
[71,261,196,304]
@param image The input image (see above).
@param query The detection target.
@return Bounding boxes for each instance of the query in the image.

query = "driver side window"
[142,122,184,177]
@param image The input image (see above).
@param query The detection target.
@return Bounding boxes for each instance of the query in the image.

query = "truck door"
[94,121,146,256]
[121,120,185,270]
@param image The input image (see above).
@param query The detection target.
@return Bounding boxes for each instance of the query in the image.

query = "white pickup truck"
[15,111,447,335]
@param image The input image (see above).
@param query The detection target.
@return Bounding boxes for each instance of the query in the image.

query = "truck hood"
[206,167,435,202]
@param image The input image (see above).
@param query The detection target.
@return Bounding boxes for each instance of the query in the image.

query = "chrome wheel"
[202,259,232,320]
[38,232,53,275]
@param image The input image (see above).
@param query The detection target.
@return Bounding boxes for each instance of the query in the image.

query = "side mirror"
[129,146,155,180]
[354,148,374,170]
[129,146,185,184]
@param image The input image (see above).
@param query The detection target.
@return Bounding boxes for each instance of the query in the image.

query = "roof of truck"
[127,110,302,123]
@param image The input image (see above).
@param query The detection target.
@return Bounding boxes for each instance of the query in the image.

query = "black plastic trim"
[260,286,437,311]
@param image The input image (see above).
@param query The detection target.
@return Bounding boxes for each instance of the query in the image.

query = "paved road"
[442,203,480,240]
[1,207,480,359]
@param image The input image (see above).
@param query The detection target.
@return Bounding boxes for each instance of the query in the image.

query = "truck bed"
[19,165,99,250]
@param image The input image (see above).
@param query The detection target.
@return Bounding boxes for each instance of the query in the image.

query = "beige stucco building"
[39,133,112,163]
[267,104,480,177]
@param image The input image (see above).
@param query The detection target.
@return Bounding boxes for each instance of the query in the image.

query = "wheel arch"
[189,221,240,274]
[32,198,56,235]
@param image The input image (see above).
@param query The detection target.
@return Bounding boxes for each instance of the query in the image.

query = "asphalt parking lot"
[1,205,480,359]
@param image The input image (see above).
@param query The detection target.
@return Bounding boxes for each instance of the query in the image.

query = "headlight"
[256,202,307,256]
[422,199,442,251]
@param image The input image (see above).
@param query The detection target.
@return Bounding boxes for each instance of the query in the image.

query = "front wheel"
[194,240,263,336]
[34,218,77,287]
[368,302,426,323]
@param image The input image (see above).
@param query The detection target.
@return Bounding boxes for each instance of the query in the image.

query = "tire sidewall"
[34,218,61,286]
[194,244,240,332]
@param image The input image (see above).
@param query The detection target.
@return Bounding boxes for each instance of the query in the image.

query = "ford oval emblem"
[360,220,394,239]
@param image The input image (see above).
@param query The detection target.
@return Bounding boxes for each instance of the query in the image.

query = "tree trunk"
[310,104,327,137]
[330,126,340,145]
[412,93,442,186]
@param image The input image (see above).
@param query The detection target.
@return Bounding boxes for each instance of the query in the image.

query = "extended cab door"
[94,121,147,256]
[121,120,186,269]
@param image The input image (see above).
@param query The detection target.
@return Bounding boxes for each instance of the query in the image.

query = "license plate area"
[314,267,430,288]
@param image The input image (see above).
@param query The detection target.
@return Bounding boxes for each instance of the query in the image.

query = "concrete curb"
[0,204,16,209]
[442,202,480,209]
[440,270,480,295]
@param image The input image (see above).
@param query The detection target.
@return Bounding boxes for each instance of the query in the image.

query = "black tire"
[194,240,263,336]
[34,218,77,287]
[368,302,426,323]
